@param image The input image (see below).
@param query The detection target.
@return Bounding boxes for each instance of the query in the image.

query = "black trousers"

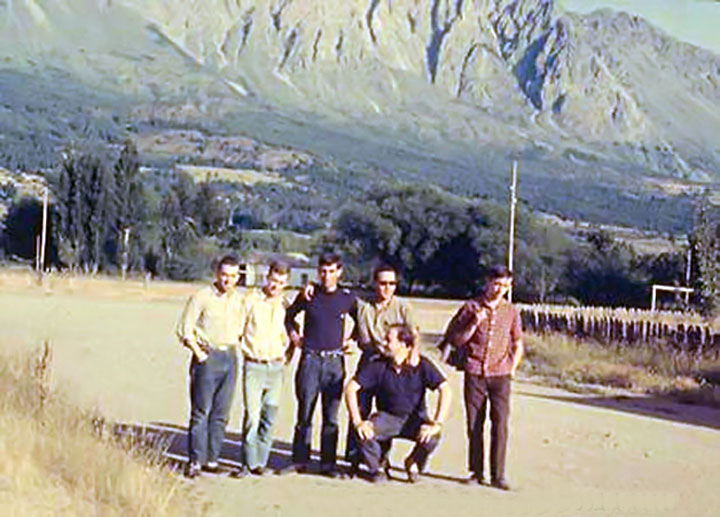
[358,411,440,474]
[463,373,511,481]
[345,350,380,465]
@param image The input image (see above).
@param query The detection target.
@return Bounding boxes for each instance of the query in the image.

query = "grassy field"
[0,343,207,516]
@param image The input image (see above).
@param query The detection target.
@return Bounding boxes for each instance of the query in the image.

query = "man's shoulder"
[190,284,215,300]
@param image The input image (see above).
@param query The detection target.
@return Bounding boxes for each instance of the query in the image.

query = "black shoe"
[368,471,387,484]
[250,466,267,476]
[320,466,340,479]
[403,458,419,484]
[464,473,485,486]
[380,457,392,480]
[490,478,511,491]
[344,462,361,479]
[183,462,201,479]
[230,466,248,478]
[275,463,307,476]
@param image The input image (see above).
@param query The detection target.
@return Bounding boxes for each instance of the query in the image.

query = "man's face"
[384,327,409,363]
[375,270,398,303]
[265,271,288,297]
[484,276,513,301]
[318,262,342,291]
[216,264,240,293]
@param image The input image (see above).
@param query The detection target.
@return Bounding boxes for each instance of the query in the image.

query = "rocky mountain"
[2,0,719,231]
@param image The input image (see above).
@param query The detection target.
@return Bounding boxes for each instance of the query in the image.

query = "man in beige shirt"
[346,264,419,474]
[176,255,244,479]
[233,261,291,477]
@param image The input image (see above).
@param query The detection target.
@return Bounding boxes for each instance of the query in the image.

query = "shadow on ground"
[515,390,720,430]
[111,422,468,483]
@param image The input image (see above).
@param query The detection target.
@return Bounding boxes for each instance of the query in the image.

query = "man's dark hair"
[216,254,240,270]
[318,252,343,268]
[388,324,415,348]
[485,265,513,281]
[373,263,397,280]
[268,260,290,276]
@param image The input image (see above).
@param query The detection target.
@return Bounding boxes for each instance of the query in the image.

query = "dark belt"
[244,355,284,364]
[303,348,344,358]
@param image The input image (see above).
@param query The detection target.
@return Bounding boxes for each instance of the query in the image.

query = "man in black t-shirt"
[284,252,359,476]
[344,324,451,483]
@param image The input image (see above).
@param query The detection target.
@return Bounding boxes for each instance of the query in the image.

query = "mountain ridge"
[0,0,718,232]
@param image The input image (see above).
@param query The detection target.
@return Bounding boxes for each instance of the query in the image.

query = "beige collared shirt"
[239,288,290,361]
[176,284,245,349]
[356,295,417,350]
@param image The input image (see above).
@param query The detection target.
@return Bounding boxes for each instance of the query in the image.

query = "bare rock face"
[2,0,720,181]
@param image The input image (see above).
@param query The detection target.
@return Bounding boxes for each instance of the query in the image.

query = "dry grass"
[522,333,720,406]
[0,343,209,517]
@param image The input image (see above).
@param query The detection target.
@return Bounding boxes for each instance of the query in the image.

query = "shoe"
[490,478,511,491]
[230,466,248,478]
[183,462,201,479]
[464,473,485,486]
[403,457,420,484]
[250,466,267,476]
[320,467,340,479]
[202,462,225,474]
[380,457,392,480]
[275,463,307,476]
[344,462,361,479]
[368,471,387,484]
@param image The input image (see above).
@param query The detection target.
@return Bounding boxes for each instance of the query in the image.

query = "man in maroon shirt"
[441,265,523,490]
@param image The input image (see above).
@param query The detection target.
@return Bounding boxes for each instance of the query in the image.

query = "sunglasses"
[378,281,398,286]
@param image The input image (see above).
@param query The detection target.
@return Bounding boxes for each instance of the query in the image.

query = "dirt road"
[1,276,718,516]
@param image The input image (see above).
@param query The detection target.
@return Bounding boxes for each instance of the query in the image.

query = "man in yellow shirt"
[233,261,292,476]
[176,255,244,479]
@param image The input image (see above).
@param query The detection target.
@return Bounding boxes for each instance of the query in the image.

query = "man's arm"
[176,294,208,363]
[401,300,422,365]
[510,338,524,376]
[344,379,375,440]
[284,292,306,349]
[418,381,451,443]
[509,307,524,376]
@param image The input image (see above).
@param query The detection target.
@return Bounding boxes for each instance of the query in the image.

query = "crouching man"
[344,324,451,483]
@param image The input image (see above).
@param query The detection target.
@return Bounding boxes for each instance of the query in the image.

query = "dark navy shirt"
[285,287,358,351]
[355,356,446,418]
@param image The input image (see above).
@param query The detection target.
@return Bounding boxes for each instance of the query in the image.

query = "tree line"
[2,143,718,314]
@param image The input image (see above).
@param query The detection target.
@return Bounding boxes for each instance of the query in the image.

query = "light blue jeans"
[242,359,284,469]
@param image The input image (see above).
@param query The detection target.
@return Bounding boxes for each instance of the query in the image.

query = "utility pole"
[685,246,692,306]
[507,161,518,302]
[39,186,49,276]
[121,227,130,280]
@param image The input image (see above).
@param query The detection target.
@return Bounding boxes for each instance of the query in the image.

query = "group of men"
[176,252,523,489]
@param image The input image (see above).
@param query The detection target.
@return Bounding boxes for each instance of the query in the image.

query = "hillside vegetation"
[1,1,718,231]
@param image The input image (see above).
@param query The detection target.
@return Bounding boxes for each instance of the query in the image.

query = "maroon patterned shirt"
[444,298,522,377]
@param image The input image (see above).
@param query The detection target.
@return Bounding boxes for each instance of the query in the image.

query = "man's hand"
[302,283,316,301]
[356,420,375,441]
[418,422,442,443]
[195,349,209,363]
[341,338,355,355]
[289,330,303,349]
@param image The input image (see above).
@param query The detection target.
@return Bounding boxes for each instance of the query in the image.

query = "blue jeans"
[292,352,345,469]
[187,349,238,465]
[359,411,440,474]
[242,359,284,469]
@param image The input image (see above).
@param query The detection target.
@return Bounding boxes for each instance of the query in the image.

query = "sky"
[557,0,720,53]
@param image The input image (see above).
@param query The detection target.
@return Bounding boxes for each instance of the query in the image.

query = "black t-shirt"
[355,356,446,418]
[285,288,358,351]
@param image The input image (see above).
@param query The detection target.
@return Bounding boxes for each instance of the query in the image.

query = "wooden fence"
[518,304,720,353]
